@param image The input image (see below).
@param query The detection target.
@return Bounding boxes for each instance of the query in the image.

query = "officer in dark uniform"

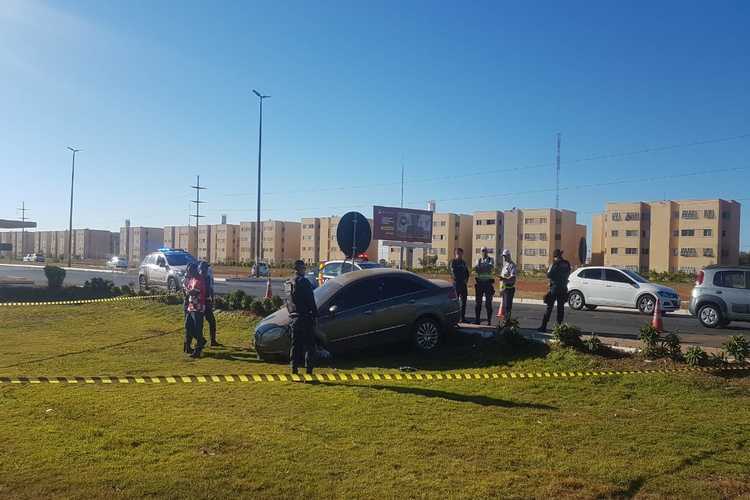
[287,259,318,375]
[538,249,572,332]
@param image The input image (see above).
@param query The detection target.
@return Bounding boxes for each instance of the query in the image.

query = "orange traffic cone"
[651,296,664,332]
[496,296,505,321]
[265,276,273,299]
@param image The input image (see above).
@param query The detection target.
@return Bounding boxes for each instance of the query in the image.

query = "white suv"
[567,266,681,314]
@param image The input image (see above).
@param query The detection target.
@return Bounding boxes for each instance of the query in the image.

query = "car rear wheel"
[568,291,585,310]
[698,304,722,328]
[637,294,656,315]
[413,317,441,352]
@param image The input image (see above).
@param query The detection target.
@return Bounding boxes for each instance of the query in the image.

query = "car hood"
[644,283,679,295]
[258,307,291,329]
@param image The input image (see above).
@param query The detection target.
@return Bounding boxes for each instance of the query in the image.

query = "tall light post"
[67,147,82,268]
[252,89,270,277]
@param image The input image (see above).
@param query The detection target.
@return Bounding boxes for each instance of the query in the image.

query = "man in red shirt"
[184,262,207,358]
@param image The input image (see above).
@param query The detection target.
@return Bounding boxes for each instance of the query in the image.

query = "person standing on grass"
[498,249,517,325]
[538,249,571,332]
[184,262,207,358]
[287,259,318,375]
[474,247,495,326]
[199,261,220,347]
[450,247,469,323]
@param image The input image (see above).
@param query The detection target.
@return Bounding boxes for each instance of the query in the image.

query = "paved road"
[3,264,747,348]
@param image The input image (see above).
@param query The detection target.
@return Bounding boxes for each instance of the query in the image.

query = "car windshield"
[621,270,649,283]
[357,262,382,269]
[165,253,195,266]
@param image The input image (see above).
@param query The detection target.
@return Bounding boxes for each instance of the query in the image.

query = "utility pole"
[190,175,207,256]
[252,89,271,276]
[67,147,82,267]
[555,133,561,209]
[17,201,29,259]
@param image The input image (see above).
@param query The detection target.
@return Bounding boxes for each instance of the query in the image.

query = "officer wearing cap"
[539,249,572,332]
[474,247,495,325]
[498,249,517,324]
[287,259,318,375]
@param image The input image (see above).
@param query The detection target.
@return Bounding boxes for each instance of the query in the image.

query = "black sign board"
[0,243,12,251]
[336,212,372,258]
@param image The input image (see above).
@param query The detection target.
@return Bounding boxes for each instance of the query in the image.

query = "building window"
[681,210,699,220]
[524,233,537,241]
[672,249,678,256]
[680,248,697,257]
[703,248,714,257]
[555,233,561,241]
[722,211,730,220]
[703,210,715,219]
[440,221,446,227]
[625,248,637,255]
[486,220,495,225]
[476,220,483,226]
[722,230,727,237]
[624,212,640,221]
[641,248,649,255]
[721,249,729,257]
[681,229,695,237]
[625,230,638,237]
[672,230,678,237]
[610,248,618,255]
[642,230,647,237]
[703,229,712,237]
[539,233,547,241]
[523,248,537,256]
[611,230,619,237]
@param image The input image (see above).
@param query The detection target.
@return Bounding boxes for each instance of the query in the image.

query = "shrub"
[43,265,66,289]
[250,299,267,317]
[271,295,284,311]
[552,323,582,348]
[684,346,708,367]
[119,285,135,296]
[662,333,682,361]
[639,324,663,358]
[722,335,749,363]
[213,296,226,310]
[709,352,728,367]
[497,318,525,347]
[241,295,255,311]
[226,290,246,310]
[583,333,602,353]
[83,278,120,297]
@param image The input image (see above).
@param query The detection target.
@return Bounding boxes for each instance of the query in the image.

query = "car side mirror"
[328,304,338,317]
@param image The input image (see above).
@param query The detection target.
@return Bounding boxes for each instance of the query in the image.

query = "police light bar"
[356,252,369,261]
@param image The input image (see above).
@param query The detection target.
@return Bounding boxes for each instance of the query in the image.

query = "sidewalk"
[0,263,128,274]
[466,294,690,316]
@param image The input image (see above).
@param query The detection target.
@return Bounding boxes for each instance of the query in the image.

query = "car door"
[577,268,605,304]
[152,255,168,285]
[602,269,638,307]
[364,276,426,346]
[714,271,750,320]
[317,277,380,352]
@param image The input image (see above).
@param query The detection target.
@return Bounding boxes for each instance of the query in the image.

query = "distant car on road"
[689,265,750,328]
[567,266,680,315]
[106,256,128,269]
[22,253,45,263]
[251,262,270,278]
[138,248,196,292]
[255,268,460,361]
[317,259,384,285]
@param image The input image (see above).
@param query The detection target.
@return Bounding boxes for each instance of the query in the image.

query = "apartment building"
[319,216,379,263]
[239,221,258,263]
[0,231,33,258]
[411,213,473,268]
[471,208,586,271]
[163,225,197,255]
[210,224,240,264]
[592,199,741,273]
[260,220,301,265]
[197,225,212,262]
[120,226,164,264]
[300,218,321,264]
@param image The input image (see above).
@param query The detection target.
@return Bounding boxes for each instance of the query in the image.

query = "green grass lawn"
[1,302,749,499]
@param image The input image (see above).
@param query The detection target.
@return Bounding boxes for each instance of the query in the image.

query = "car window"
[165,253,194,266]
[380,276,426,299]
[713,271,746,289]
[578,268,602,280]
[323,262,342,276]
[621,269,649,283]
[358,262,383,269]
[334,279,376,310]
[604,269,634,284]
[156,256,166,266]
[341,262,354,273]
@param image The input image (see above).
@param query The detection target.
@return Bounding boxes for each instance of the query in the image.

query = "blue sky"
[2,0,749,249]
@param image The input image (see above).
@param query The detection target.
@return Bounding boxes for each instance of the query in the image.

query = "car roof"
[704,265,750,271]
[332,268,420,286]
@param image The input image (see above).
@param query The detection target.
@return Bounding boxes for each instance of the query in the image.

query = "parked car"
[23,253,45,263]
[251,262,270,277]
[689,265,750,328]
[317,259,384,285]
[106,256,129,269]
[138,248,196,292]
[255,268,460,360]
[567,266,680,314]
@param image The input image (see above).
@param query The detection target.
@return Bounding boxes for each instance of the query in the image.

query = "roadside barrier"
[0,294,174,307]
[2,365,748,385]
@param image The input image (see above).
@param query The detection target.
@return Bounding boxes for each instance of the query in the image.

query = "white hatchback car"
[567,266,681,315]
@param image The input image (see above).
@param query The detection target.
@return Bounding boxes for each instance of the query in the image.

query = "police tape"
[2,365,748,385]
[0,294,174,307]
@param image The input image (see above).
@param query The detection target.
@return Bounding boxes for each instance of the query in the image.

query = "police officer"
[450,248,470,323]
[198,261,220,347]
[498,249,517,324]
[539,249,572,332]
[474,247,495,325]
[287,259,318,375]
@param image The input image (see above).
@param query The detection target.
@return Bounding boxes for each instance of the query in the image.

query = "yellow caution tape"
[0,294,173,307]
[1,365,747,385]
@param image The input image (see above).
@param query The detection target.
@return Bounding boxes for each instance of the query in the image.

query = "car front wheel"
[138,275,147,291]
[698,304,722,328]
[568,291,585,310]
[167,277,178,293]
[637,294,657,315]
[413,317,442,352]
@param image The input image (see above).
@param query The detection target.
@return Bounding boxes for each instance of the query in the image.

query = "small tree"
[43,265,66,289]
[722,335,749,363]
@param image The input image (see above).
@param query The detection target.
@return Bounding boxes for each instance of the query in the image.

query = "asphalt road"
[2,264,747,348]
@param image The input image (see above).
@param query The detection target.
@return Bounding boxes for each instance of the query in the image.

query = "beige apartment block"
[414,213,473,268]
[472,211,504,259]
[73,229,112,259]
[197,225,212,262]
[239,221,258,263]
[261,220,301,264]
[592,199,741,273]
[319,216,379,263]
[0,231,34,258]
[210,224,240,264]
[120,226,164,264]
[164,225,197,254]
[301,218,321,264]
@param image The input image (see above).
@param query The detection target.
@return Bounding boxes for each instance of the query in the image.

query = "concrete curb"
[466,295,690,316]
[0,263,128,274]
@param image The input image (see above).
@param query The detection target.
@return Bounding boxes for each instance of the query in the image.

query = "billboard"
[372,206,433,244]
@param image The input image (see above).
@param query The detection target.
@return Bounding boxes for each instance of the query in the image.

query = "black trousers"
[541,290,567,330]
[475,282,494,324]
[205,303,217,343]
[184,311,206,353]
[290,316,315,374]
[454,282,468,322]
[502,287,515,322]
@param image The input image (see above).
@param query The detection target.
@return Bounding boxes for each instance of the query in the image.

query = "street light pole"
[67,147,82,268]
[252,89,270,277]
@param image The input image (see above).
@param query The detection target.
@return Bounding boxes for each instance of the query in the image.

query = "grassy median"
[1,301,749,498]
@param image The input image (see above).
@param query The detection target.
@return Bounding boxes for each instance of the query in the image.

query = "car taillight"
[448,287,458,300]
[696,270,704,286]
